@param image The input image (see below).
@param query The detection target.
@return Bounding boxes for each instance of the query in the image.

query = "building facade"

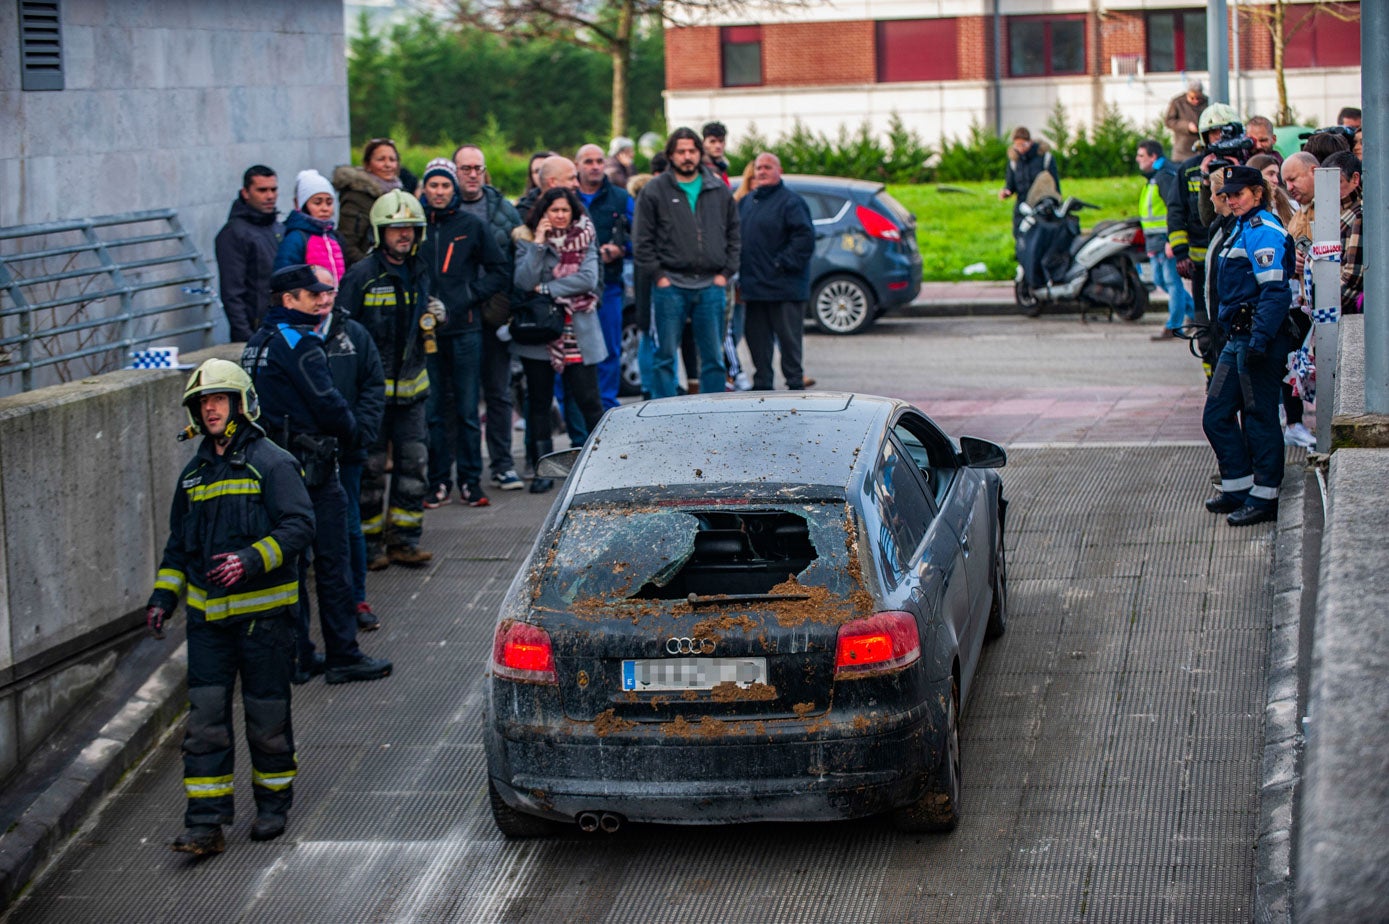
[664,0,1361,147]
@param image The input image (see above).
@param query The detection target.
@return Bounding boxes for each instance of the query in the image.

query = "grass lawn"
[888,177,1144,282]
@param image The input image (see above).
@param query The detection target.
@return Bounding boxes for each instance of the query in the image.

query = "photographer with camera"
[242,264,394,686]
[1166,103,1250,333]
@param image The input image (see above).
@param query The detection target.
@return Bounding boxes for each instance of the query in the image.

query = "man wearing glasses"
[453,144,526,492]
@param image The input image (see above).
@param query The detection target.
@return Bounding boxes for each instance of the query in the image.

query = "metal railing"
[0,209,217,393]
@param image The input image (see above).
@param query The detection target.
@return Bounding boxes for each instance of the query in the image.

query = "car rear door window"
[869,435,935,578]
[801,191,848,224]
[893,412,959,507]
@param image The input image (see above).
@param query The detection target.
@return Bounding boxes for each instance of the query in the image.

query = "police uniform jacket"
[336,250,432,404]
[419,196,508,336]
[147,424,314,624]
[242,305,357,444]
[1214,208,1294,354]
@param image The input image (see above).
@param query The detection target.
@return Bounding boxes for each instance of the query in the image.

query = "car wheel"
[1120,260,1148,322]
[1015,278,1043,318]
[812,274,876,335]
[892,677,961,833]
[618,311,642,397]
[985,510,1008,641]
[489,779,559,838]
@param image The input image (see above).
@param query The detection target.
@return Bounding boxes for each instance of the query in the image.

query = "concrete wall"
[0,0,350,342]
[0,345,239,780]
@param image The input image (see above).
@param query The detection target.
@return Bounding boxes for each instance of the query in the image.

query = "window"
[1008,16,1086,77]
[1147,9,1207,73]
[19,0,64,91]
[1284,3,1361,69]
[802,192,848,223]
[721,26,762,87]
[871,436,935,578]
[877,19,959,82]
[893,412,958,507]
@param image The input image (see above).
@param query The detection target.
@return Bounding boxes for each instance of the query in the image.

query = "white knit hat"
[295,169,336,209]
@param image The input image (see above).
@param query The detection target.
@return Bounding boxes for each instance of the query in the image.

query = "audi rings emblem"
[666,636,715,655]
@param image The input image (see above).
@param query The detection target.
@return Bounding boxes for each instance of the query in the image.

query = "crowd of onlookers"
[209,121,817,679]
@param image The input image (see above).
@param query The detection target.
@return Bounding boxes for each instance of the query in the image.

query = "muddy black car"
[484,393,1007,835]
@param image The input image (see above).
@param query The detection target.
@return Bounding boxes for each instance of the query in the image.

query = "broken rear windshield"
[542,501,856,606]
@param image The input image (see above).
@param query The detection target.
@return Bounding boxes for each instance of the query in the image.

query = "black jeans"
[482,323,516,476]
[744,299,806,390]
[520,357,603,443]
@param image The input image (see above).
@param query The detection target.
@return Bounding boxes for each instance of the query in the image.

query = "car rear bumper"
[485,687,950,825]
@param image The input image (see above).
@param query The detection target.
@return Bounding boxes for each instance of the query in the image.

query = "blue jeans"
[650,284,726,398]
[1202,333,1290,509]
[425,329,483,490]
[594,281,624,410]
[1152,251,1194,330]
[339,462,367,605]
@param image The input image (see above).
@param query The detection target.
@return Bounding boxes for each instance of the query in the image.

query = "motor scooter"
[1014,196,1150,321]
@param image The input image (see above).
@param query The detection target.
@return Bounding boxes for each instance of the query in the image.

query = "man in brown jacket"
[1165,80,1210,162]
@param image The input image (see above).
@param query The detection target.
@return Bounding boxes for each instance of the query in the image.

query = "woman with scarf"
[506,187,606,493]
[333,138,416,267]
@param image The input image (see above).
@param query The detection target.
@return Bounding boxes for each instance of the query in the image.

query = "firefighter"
[337,191,442,568]
[243,263,393,685]
[1201,166,1295,527]
[145,359,314,855]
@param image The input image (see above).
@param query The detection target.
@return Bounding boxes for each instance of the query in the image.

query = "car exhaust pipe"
[577,811,600,833]
[599,812,623,834]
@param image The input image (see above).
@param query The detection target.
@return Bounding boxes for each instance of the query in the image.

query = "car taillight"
[492,621,558,684]
[855,205,902,242]
[834,611,920,677]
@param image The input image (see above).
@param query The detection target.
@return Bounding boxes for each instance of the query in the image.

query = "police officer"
[1201,165,1295,527]
[243,264,393,685]
[145,360,314,854]
[337,192,439,569]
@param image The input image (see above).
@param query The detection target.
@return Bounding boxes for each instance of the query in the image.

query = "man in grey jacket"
[633,127,741,398]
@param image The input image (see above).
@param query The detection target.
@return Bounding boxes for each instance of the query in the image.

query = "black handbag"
[509,289,565,345]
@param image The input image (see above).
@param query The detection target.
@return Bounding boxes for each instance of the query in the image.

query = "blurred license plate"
[622,657,767,692]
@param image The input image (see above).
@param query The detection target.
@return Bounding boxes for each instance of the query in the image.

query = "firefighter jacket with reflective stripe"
[1214,209,1294,355]
[147,425,315,624]
[1165,153,1212,262]
[242,306,357,444]
[337,250,432,404]
[1138,158,1178,238]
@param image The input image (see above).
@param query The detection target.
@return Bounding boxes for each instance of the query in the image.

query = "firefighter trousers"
[183,614,296,827]
[361,399,429,553]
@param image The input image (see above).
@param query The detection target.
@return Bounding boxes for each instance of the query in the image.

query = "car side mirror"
[958,436,1006,469]
[536,447,582,478]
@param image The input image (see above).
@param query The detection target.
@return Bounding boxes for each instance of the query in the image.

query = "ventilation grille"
[20,0,64,91]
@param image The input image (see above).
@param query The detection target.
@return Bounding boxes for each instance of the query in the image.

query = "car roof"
[782,174,886,195]
[569,392,899,496]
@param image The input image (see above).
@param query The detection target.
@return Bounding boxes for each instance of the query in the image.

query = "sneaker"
[172,825,225,856]
[356,602,380,631]
[460,483,490,507]
[388,545,433,567]
[1284,423,1316,448]
[492,470,524,491]
[733,371,752,391]
[325,653,393,684]
[423,483,451,509]
[802,376,817,388]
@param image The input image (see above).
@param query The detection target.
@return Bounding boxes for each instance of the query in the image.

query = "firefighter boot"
[172,824,225,856]
[250,813,287,842]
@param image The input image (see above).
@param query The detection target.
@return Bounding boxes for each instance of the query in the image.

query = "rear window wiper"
[685,592,812,607]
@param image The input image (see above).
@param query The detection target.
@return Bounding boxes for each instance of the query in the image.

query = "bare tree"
[449,0,800,140]
[1239,1,1359,125]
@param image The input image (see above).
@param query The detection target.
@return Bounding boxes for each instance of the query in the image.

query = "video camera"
[1206,123,1254,159]
[1298,125,1357,141]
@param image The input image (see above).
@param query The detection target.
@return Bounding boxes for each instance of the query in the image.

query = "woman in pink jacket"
[275,169,347,281]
